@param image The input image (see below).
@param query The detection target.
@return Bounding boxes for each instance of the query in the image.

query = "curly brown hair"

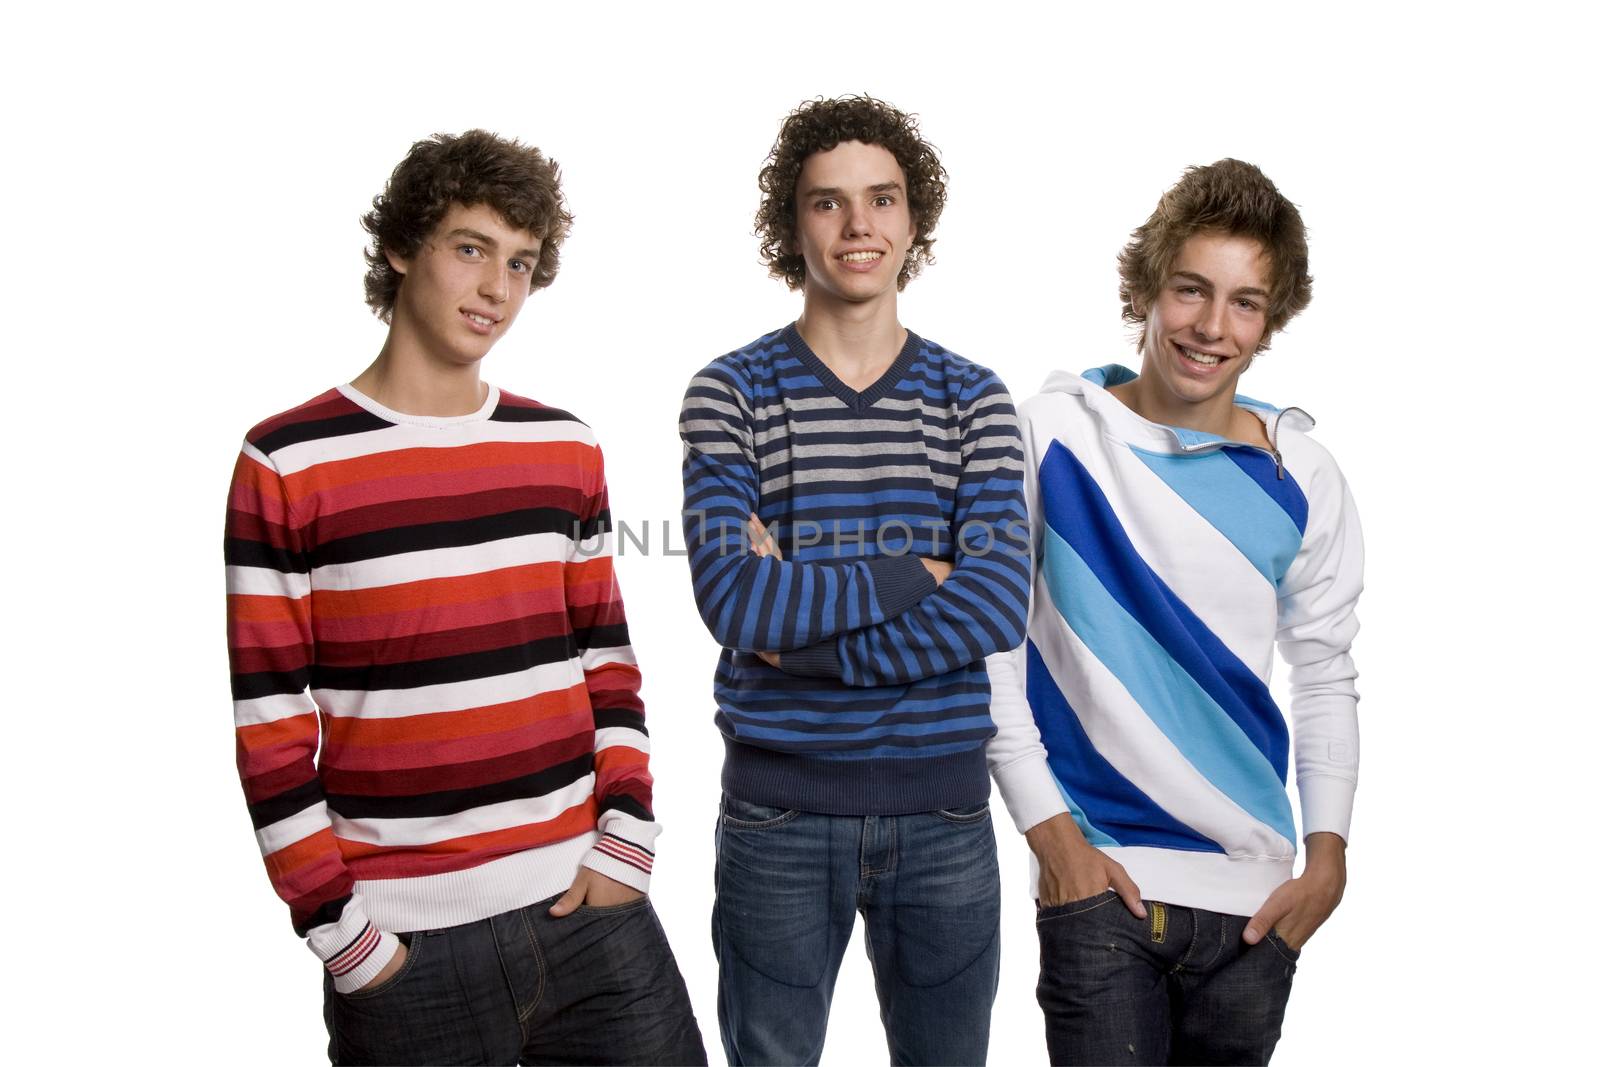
[362,130,573,322]
[756,95,947,291]
[1118,159,1312,351]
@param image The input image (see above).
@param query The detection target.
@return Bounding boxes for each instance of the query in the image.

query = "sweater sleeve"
[983,420,1070,834]
[1275,442,1365,843]
[566,444,660,892]
[679,363,937,652]
[778,371,1032,687]
[226,443,400,994]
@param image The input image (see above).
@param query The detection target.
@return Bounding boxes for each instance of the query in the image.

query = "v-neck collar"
[783,322,920,412]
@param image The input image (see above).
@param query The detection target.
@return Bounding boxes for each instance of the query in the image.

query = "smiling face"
[386,202,543,368]
[792,140,916,309]
[1137,231,1272,415]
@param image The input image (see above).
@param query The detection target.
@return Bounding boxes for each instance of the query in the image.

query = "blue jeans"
[1035,890,1299,1065]
[712,794,1002,1066]
[322,895,706,1065]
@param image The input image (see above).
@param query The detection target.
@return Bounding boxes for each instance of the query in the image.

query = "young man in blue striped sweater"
[986,160,1364,1064]
[678,96,1031,1066]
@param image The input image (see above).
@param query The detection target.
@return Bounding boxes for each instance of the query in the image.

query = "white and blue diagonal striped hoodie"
[985,365,1364,917]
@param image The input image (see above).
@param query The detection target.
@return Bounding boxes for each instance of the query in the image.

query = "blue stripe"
[1037,441,1289,780]
[1225,448,1308,535]
[1038,529,1295,842]
[1026,642,1220,852]
[1129,445,1304,583]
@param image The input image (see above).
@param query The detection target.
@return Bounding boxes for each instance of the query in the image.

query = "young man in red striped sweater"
[225,130,704,1065]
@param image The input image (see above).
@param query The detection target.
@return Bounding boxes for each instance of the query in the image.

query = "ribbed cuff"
[318,921,402,995]
[865,554,938,618]
[991,752,1070,834]
[1298,773,1356,842]
[581,836,653,894]
[779,641,844,678]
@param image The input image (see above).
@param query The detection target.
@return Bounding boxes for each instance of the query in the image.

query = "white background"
[3,2,1594,1062]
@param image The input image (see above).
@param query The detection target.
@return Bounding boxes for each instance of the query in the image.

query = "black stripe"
[310,506,582,568]
[603,831,655,857]
[254,411,392,455]
[249,778,324,829]
[232,666,311,702]
[490,404,581,424]
[224,535,308,574]
[731,725,997,753]
[295,894,352,937]
[326,751,593,820]
[593,708,647,733]
[327,922,373,964]
[310,633,576,692]
[574,623,630,652]
[597,794,653,822]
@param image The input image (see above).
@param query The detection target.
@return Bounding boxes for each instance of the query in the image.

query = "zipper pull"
[1273,448,1285,479]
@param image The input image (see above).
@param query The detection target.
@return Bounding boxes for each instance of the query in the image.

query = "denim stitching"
[516,909,548,1023]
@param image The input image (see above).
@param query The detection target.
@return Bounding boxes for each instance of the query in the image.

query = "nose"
[843,197,874,239]
[480,261,509,303]
[1195,298,1226,342]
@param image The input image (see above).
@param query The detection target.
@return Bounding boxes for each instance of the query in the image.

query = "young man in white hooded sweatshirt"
[984,159,1363,1065]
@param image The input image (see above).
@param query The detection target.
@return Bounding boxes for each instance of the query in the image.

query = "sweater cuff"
[1297,773,1356,843]
[779,641,844,678]
[582,832,655,894]
[865,555,938,619]
[991,752,1071,834]
[313,916,403,995]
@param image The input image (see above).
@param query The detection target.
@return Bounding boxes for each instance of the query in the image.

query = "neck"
[1116,374,1236,437]
[352,321,486,417]
[795,288,906,386]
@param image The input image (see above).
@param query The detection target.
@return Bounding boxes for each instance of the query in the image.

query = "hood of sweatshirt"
[1034,364,1315,458]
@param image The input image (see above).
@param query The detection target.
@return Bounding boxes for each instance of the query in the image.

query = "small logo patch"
[1149,902,1167,944]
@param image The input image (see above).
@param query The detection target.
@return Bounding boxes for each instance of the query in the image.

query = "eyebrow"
[1171,270,1269,300]
[445,227,541,260]
[801,181,906,198]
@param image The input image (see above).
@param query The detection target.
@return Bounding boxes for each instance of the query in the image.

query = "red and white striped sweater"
[226,383,656,992]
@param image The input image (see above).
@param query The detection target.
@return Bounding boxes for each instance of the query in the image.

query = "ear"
[385,248,409,276]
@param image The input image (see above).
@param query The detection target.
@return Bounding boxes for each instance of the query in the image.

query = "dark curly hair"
[756,95,947,291]
[1119,159,1312,351]
[362,130,573,322]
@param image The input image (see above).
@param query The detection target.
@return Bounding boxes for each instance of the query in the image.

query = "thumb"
[1108,864,1146,920]
[1243,889,1290,945]
[548,877,587,917]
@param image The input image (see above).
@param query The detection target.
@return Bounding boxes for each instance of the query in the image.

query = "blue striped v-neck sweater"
[679,324,1031,814]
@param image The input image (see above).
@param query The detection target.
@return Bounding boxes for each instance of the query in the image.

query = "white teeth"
[466,313,492,326]
[841,251,883,263]
[1181,346,1221,365]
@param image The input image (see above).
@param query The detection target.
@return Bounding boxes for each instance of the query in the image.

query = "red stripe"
[327,925,379,975]
[596,838,653,872]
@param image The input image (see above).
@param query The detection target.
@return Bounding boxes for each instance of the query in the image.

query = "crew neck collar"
[337,381,501,427]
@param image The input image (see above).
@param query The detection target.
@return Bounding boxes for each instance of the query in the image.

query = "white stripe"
[227,565,311,599]
[1063,432,1278,681]
[270,420,594,476]
[257,801,335,855]
[594,726,649,754]
[580,645,637,670]
[329,775,595,847]
[313,658,584,720]
[234,690,317,727]
[312,532,571,591]
[1031,608,1292,859]
[240,441,273,468]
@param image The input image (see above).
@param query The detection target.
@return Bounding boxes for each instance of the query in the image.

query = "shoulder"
[242,387,384,462]
[909,334,1015,409]
[690,327,793,392]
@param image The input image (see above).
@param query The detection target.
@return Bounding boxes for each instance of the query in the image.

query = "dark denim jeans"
[712,794,1002,1066]
[322,895,706,1066]
[1035,890,1299,1066]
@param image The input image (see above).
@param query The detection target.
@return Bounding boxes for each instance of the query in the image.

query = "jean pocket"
[1035,888,1121,923]
[340,932,424,1001]
[575,896,652,917]
[933,802,991,824]
[1265,929,1302,963]
[720,794,800,830]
